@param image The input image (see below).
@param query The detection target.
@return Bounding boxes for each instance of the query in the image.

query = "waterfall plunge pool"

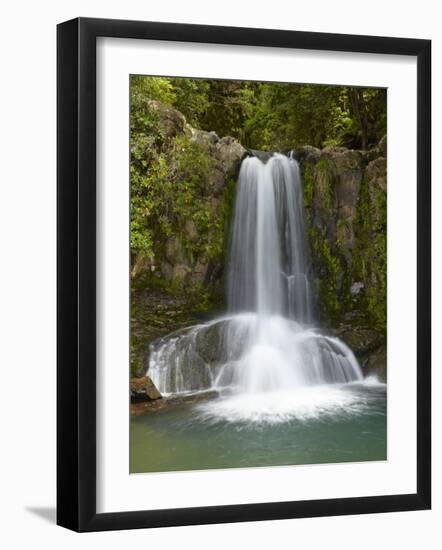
[130,380,386,473]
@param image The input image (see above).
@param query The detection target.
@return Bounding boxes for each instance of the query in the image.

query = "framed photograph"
[57,17,431,532]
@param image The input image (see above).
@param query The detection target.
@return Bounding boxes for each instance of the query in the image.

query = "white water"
[228,155,312,321]
[148,154,365,421]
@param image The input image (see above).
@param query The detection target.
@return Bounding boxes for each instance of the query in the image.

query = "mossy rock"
[331,326,385,356]
[365,345,387,382]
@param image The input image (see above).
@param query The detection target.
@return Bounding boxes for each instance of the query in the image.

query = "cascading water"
[147,153,363,420]
[228,154,312,321]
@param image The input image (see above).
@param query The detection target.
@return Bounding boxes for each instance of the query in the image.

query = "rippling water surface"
[130,381,386,473]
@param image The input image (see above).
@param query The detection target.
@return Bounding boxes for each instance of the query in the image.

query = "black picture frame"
[57,17,431,532]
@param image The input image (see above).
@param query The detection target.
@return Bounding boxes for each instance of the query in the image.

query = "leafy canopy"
[131,75,386,150]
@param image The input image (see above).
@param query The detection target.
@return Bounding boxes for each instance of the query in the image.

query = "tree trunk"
[348,88,369,150]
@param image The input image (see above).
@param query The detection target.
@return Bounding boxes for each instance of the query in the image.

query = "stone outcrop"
[131,390,218,416]
[295,143,387,379]
[364,345,387,381]
[161,133,246,290]
[130,376,162,403]
[297,148,386,315]
[148,99,186,139]
[147,116,246,292]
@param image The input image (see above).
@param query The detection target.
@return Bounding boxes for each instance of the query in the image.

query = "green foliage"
[199,80,255,139]
[242,84,386,150]
[129,88,236,301]
[131,129,217,265]
[130,76,386,151]
[131,75,176,106]
[243,84,341,149]
[130,99,161,260]
[169,78,210,127]
[167,136,217,260]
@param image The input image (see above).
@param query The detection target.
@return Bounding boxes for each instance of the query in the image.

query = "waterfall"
[228,154,312,321]
[148,154,363,399]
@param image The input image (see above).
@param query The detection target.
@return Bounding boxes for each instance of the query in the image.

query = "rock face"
[130,376,162,403]
[330,323,386,381]
[296,143,387,379]
[148,99,186,139]
[145,320,241,394]
[162,131,245,287]
[364,345,387,381]
[298,148,385,314]
[144,116,246,292]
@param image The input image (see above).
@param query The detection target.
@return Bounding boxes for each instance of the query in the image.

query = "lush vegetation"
[131,75,386,150]
[129,76,387,375]
[130,87,231,273]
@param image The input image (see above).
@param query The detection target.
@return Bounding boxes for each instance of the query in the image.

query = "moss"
[308,226,321,255]
[315,158,336,209]
[301,152,386,333]
[319,237,342,319]
[351,170,387,334]
[206,177,237,262]
[285,154,386,335]
[303,163,315,209]
[308,226,342,321]
[302,158,335,214]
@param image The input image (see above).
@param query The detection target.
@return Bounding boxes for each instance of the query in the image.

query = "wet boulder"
[130,376,162,403]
